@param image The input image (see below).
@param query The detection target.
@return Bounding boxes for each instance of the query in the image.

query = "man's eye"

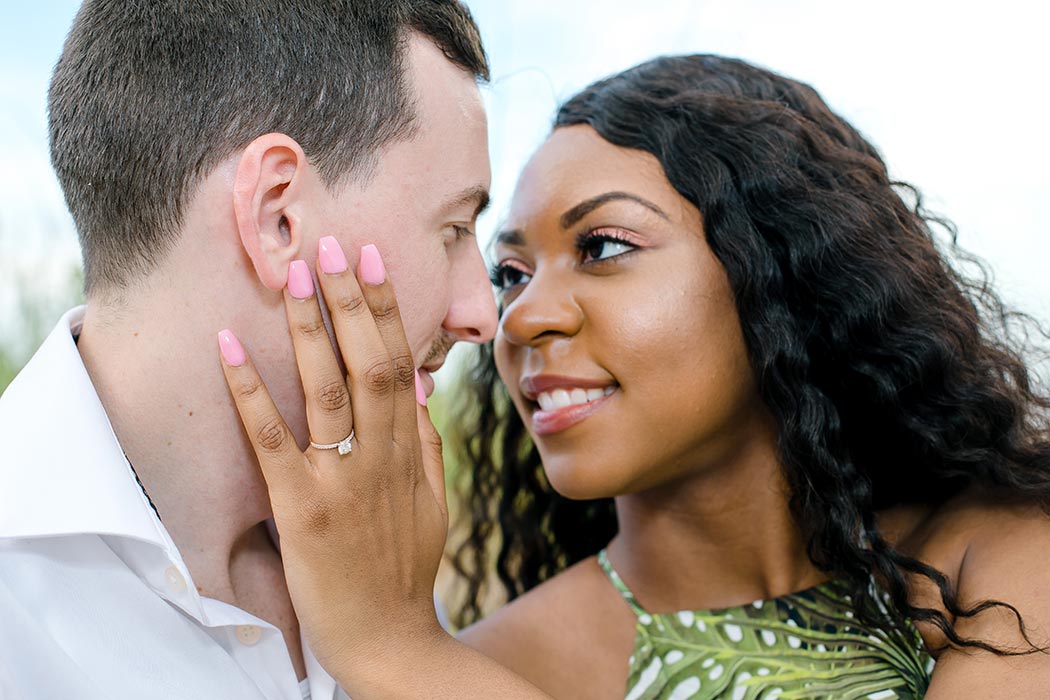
[580,235,635,263]
[489,263,531,291]
[445,225,474,246]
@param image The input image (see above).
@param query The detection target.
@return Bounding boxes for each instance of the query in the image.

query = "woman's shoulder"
[884,489,1050,566]
[880,490,1050,695]
[882,490,1050,647]
[458,555,636,700]
[922,490,1050,600]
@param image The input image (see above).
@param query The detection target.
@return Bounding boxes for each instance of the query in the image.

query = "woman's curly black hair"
[449,55,1050,653]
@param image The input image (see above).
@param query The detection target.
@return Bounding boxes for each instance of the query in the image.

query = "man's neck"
[77,293,310,679]
[76,298,289,597]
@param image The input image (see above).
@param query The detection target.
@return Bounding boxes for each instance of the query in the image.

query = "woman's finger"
[217,329,307,494]
[351,245,420,448]
[314,238,400,443]
[284,260,355,454]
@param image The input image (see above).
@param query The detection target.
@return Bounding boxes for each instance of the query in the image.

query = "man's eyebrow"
[441,185,490,220]
[560,191,669,229]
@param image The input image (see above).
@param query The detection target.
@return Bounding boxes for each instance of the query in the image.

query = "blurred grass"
[428,366,477,626]
[0,263,84,394]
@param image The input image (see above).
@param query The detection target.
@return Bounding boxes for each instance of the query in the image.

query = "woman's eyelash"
[490,228,639,290]
[489,263,530,289]
[575,229,628,249]
[488,266,506,287]
[575,228,638,261]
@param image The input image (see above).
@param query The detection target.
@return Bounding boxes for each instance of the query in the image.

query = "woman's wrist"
[335,627,555,700]
[330,619,454,698]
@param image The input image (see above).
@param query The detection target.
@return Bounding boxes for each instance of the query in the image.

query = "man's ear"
[233,133,310,291]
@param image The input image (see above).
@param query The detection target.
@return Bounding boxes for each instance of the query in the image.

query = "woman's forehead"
[506,126,682,225]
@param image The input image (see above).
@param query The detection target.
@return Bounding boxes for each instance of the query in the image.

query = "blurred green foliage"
[426,378,467,490]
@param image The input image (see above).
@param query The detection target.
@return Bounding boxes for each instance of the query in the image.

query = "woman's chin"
[543,457,628,501]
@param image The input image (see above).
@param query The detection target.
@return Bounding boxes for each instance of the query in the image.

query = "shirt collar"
[0,306,167,547]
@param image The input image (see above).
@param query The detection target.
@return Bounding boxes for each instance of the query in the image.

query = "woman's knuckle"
[295,318,328,341]
[336,293,367,316]
[363,357,396,394]
[391,354,416,389]
[370,300,400,325]
[256,417,289,453]
[316,380,350,413]
[234,376,262,400]
[296,495,333,535]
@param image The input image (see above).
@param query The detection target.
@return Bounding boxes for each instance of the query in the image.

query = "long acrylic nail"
[318,236,348,274]
[218,329,246,367]
[359,244,386,286]
[287,260,315,299]
[414,370,428,406]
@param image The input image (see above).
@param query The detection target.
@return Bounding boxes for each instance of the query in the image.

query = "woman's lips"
[531,388,617,436]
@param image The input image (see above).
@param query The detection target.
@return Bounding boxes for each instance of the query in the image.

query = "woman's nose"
[498,265,584,347]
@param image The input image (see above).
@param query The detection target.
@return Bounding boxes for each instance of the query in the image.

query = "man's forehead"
[361,36,490,219]
[406,33,487,128]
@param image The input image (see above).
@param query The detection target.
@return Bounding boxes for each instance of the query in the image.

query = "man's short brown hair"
[49,0,488,292]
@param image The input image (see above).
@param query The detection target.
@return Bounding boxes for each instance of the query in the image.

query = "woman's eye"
[581,236,635,263]
[490,264,532,291]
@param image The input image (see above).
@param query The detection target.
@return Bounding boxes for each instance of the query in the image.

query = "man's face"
[311,35,498,392]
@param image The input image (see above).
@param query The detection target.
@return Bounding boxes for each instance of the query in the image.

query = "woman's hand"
[218,240,448,675]
[216,238,553,699]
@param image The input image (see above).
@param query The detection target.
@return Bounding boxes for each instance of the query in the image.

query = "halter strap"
[597,549,650,619]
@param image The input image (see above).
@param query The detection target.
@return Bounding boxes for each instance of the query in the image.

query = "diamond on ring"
[310,429,355,455]
[337,435,353,455]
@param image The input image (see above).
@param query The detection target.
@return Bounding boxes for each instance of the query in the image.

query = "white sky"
[1,0,1048,348]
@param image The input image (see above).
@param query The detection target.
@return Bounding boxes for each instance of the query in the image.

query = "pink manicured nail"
[218,329,246,367]
[359,244,386,286]
[414,370,427,406]
[287,260,314,299]
[318,236,347,274]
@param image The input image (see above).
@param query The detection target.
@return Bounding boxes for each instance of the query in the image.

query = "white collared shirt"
[0,308,346,700]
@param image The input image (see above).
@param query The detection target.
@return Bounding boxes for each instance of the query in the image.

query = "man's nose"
[444,241,498,344]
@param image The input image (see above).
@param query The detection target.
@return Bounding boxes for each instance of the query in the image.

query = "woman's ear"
[233,133,309,290]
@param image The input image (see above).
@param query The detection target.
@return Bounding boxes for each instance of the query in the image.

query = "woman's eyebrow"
[560,191,669,229]
[494,192,667,247]
[494,229,524,247]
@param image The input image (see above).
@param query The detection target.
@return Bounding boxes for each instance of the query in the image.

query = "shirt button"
[164,566,187,594]
[235,625,262,646]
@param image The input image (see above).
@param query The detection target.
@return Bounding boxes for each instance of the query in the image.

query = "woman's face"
[493,125,771,500]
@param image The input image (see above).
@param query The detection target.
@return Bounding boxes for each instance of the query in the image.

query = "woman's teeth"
[536,386,615,411]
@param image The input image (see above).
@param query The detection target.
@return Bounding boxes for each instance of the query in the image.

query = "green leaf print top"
[597,550,934,700]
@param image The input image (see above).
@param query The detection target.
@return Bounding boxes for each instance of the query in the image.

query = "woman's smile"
[520,374,619,436]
